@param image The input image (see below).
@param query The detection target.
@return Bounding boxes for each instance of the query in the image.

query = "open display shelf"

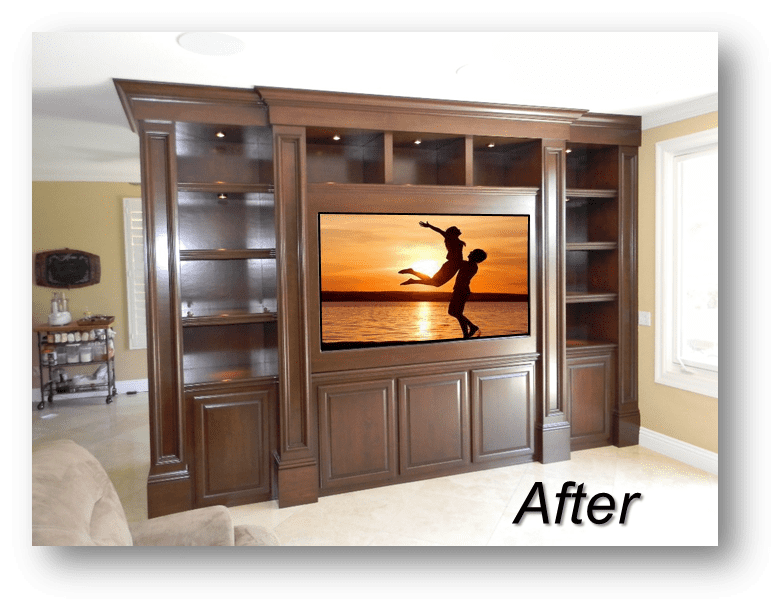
[176,121,278,392]
[563,143,636,450]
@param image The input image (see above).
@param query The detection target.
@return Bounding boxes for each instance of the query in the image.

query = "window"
[123,198,147,350]
[655,128,718,397]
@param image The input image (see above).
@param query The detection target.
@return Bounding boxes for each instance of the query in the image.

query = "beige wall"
[32,182,147,388]
[638,112,719,453]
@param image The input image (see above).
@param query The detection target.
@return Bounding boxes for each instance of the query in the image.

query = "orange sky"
[319,214,529,294]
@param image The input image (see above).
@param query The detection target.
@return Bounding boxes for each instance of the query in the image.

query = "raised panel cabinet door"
[566,352,614,449]
[317,378,397,491]
[471,363,536,463]
[399,371,470,476]
[192,387,274,507]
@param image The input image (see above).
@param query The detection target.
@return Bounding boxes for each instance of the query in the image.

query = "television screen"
[318,213,530,350]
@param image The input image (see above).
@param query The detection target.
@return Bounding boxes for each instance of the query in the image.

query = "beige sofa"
[32,440,279,546]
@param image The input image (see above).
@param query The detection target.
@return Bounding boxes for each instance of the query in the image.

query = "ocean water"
[321,301,529,345]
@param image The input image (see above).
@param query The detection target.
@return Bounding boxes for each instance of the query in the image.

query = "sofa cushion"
[32,440,133,546]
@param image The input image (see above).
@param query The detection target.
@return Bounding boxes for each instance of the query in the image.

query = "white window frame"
[655,128,718,398]
[123,197,147,350]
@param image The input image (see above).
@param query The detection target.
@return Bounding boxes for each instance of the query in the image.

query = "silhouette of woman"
[448,249,487,338]
[399,221,465,286]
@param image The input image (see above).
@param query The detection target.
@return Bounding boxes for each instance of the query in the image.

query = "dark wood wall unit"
[273,125,318,508]
[614,146,640,446]
[256,86,586,140]
[318,378,397,491]
[569,113,642,147]
[137,119,191,518]
[473,138,541,188]
[566,346,615,450]
[564,135,639,450]
[399,371,470,477]
[537,140,570,463]
[115,79,640,516]
[471,363,536,463]
[312,354,538,496]
[392,133,466,186]
[306,128,386,185]
[190,386,275,507]
[305,184,539,374]
[115,80,268,130]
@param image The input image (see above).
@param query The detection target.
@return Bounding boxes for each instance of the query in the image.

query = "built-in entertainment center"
[115,80,640,517]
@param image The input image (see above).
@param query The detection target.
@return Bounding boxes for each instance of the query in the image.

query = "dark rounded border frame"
[12,13,771,598]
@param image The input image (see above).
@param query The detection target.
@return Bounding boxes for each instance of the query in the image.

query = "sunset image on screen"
[319,213,529,349]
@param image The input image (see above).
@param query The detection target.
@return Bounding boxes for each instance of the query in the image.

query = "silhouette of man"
[449,249,487,338]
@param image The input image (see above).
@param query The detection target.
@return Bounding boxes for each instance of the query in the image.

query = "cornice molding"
[114,79,266,132]
[573,112,642,131]
[256,86,588,126]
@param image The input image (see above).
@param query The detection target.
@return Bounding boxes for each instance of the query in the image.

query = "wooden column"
[613,146,640,446]
[383,132,394,184]
[273,125,319,507]
[536,139,570,463]
[464,135,474,186]
[138,119,192,517]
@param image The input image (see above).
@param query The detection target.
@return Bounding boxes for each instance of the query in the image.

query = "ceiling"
[31,31,718,182]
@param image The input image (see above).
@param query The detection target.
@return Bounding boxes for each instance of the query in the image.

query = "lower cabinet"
[566,349,615,450]
[317,378,397,491]
[188,384,276,507]
[315,359,536,494]
[471,364,535,463]
[398,371,470,477]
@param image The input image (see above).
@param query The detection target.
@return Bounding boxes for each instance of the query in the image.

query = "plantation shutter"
[123,198,147,350]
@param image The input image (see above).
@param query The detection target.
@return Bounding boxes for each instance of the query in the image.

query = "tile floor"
[32,392,718,545]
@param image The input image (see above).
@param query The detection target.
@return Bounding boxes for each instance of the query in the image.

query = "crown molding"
[642,93,718,130]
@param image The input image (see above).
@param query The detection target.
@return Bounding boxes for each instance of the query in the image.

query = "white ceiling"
[31,31,718,182]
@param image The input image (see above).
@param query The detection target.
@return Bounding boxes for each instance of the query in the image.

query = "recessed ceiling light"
[333,135,341,141]
[487,142,495,148]
[414,139,422,145]
[177,32,245,57]
[215,131,225,138]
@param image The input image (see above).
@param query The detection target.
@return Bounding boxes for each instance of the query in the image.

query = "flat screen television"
[318,213,530,351]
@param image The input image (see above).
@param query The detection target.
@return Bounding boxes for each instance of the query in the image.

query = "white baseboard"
[33,378,148,404]
[638,427,718,475]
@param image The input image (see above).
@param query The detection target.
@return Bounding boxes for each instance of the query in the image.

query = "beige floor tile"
[227,500,306,531]
[379,490,509,545]
[272,510,384,546]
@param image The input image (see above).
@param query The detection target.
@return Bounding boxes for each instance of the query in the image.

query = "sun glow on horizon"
[410,259,441,278]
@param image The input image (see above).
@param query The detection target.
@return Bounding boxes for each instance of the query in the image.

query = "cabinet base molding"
[612,400,640,447]
[147,473,192,519]
[274,453,319,508]
[318,453,534,498]
[536,421,571,463]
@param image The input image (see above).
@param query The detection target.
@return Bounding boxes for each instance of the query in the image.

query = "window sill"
[655,366,718,399]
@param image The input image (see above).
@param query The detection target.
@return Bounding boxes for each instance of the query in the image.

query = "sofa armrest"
[129,506,235,546]
[233,524,280,546]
